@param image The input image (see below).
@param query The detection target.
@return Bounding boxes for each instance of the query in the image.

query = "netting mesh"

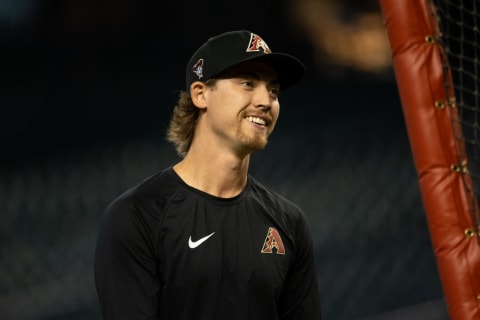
[433,0,480,229]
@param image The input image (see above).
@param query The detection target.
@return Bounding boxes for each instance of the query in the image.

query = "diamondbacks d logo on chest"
[261,227,285,254]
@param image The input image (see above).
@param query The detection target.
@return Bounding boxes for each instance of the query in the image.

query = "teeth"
[245,116,266,126]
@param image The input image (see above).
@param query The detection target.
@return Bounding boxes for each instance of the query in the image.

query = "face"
[199,61,281,156]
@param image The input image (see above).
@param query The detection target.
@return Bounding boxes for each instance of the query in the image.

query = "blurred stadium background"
[1,0,449,319]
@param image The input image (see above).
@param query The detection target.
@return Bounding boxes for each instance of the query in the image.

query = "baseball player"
[94,30,322,320]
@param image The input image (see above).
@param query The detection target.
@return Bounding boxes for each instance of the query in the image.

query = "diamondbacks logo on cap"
[261,227,285,254]
[192,58,204,79]
[246,33,272,54]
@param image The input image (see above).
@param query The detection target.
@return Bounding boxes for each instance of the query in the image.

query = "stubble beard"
[235,126,269,155]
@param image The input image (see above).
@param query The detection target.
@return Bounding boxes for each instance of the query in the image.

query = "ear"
[190,81,208,109]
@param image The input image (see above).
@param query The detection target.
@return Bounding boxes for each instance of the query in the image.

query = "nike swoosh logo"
[188,232,215,249]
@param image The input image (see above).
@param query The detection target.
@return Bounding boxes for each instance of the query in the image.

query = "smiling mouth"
[245,116,267,126]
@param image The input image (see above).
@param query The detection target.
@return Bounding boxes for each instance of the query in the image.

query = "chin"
[248,139,268,152]
[238,133,269,153]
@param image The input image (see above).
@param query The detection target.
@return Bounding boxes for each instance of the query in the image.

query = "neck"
[173,148,250,198]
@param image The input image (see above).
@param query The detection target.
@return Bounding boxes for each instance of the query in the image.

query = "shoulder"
[249,176,302,211]
[248,176,305,223]
[101,167,182,227]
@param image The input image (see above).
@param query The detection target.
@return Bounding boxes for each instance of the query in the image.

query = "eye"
[268,86,280,98]
[270,87,280,97]
[240,80,255,88]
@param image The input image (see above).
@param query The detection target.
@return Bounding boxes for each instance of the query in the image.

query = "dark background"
[1,0,448,319]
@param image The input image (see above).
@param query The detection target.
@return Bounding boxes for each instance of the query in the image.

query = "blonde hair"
[166,80,216,157]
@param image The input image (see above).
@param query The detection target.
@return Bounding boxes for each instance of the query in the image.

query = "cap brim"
[211,53,305,90]
[253,53,305,90]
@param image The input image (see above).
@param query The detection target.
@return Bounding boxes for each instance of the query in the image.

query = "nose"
[254,84,273,111]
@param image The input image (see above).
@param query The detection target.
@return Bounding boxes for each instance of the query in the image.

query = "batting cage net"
[433,0,480,232]
[380,0,480,319]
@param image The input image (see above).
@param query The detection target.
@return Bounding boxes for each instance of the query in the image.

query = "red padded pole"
[379,0,480,319]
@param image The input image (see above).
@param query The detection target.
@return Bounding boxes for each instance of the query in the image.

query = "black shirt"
[94,167,321,319]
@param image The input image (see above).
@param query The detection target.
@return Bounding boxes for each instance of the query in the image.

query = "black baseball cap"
[185,30,305,91]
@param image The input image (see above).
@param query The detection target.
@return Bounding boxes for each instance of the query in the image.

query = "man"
[94,30,322,320]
